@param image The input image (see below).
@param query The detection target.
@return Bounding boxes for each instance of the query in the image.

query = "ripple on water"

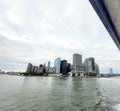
[0,76,120,111]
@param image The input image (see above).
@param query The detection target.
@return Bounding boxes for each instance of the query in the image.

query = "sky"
[0,0,120,73]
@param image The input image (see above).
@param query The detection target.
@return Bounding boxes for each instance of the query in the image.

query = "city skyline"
[0,0,120,73]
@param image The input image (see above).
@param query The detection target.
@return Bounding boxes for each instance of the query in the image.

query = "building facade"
[110,68,113,74]
[34,66,38,73]
[95,63,100,74]
[26,63,32,73]
[60,60,67,75]
[73,53,83,73]
[84,57,96,75]
[37,64,44,73]
[54,57,61,74]
[46,61,50,72]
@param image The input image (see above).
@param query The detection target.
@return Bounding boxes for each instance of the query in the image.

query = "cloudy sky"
[0,0,120,73]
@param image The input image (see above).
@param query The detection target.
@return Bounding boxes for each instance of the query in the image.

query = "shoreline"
[0,74,117,78]
[19,73,112,78]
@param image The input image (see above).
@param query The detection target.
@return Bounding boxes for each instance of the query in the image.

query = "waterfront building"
[89,57,95,71]
[73,53,84,73]
[110,68,113,74]
[0,70,6,74]
[34,66,38,73]
[43,64,46,73]
[26,63,39,73]
[31,66,36,73]
[84,57,96,75]
[46,61,50,72]
[49,67,55,73]
[95,63,100,74]
[26,63,32,73]
[60,60,67,75]
[54,57,61,74]
[84,59,92,74]
[37,64,44,73]
[67,63,71,73]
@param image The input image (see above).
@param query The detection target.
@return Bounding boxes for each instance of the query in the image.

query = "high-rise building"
[60,60,67,75]
[73,53,83,73]
[84,57,96,75]
[110,68,113,74]
[43,64,46,73]
[67,63,71,73]
[73,53,82,66]
[84,59,92,73]
[34,66,38,73]
[54,57,61,74]
[95,63,99,74]
[89,58,95,71]
[47,61,50,72]
[26,63,32,73]
[38,64,44,73]
[31,66,35,72]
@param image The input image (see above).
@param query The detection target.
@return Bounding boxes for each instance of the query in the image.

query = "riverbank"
[16,72,119,78]
[48,74,62,77]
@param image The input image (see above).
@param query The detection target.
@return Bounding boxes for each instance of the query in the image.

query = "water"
[0,75,120,111]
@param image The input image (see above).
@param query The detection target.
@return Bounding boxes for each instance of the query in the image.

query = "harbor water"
[0,75,120,111]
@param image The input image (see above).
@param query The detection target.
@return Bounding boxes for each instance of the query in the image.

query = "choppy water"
[0,75,120,111]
